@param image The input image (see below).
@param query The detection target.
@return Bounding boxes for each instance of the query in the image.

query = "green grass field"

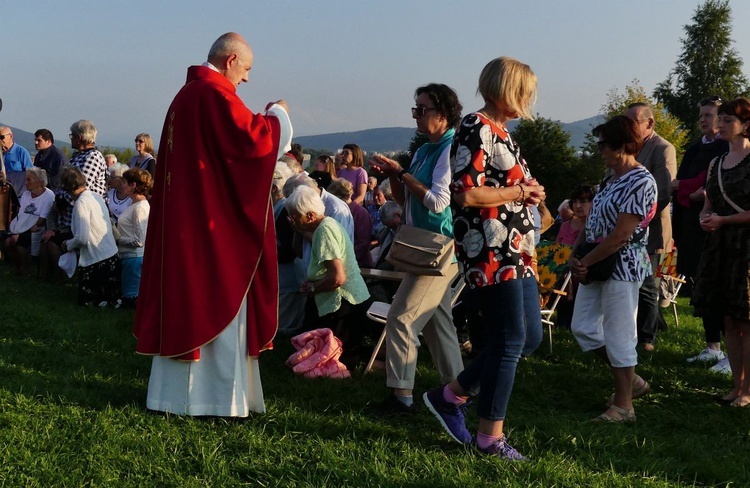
[1,266,748,487]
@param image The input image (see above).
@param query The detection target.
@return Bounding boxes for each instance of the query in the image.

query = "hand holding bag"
[385,225,454,276]
[573,242,618,282]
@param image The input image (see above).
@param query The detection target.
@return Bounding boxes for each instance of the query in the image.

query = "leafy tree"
[601,80,689,161]
[512,116,602,210]
[654,0,749,141]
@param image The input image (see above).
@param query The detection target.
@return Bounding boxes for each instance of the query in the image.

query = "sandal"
[730,395,750,408]
[717,391,740,405]
[592,405,636,423]
[606,379,651,407]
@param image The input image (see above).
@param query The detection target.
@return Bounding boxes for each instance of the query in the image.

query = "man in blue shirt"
[1,127,33,171]
[1,126,33,195]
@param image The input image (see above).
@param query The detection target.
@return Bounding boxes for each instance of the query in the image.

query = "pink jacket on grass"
[286,328,350,379]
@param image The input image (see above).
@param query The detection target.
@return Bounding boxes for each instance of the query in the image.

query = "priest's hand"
[266,100,289,113]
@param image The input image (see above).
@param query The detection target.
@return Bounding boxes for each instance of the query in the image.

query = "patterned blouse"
[450,112,537,289]
[585,166,657,282]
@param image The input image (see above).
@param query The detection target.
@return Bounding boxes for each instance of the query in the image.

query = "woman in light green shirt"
[285,185,373,367]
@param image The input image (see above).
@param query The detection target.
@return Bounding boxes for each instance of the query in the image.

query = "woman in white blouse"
[59,166,120,306]
[117,168,152,308]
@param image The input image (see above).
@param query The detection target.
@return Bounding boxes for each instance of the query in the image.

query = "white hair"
[27,167,48,187]
[379,200,402,224]
[108,162,129,178]
[273,162,294,192]
[557,199,570,214]
[70,120,97,145]
[285,185,325,217]
[283,173,318,198]
[379,178,393,199]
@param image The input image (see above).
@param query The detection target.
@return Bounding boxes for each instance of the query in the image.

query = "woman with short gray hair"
[285,185,373,367]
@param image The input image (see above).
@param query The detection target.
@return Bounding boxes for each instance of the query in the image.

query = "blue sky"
[1,0,749,148]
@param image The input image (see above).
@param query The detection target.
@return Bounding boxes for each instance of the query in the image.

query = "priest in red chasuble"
[133,32,292,417]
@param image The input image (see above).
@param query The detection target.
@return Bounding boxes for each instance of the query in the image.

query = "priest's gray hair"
[282,173,318,199]
[208,32,248,62]
[70,120,97,145]
[26,167,48,187]
[285,185,325,217]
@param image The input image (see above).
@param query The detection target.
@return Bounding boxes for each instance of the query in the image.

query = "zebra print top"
[585,166,657,282]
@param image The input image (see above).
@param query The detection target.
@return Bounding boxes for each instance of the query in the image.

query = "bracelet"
[397,169,408,181]
[515,185,525,204]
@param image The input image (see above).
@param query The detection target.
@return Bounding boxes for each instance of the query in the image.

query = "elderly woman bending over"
[285,185,373,368]
[570,115,657,422]
[4,168,54,275]
[60,166,120,306]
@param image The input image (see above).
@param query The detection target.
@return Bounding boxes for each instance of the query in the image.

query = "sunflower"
[553,246,572,267]
[536,244,552,261]
[537,268,558,292]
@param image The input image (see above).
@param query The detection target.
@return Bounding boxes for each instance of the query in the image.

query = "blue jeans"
[121,256,143,298]
[457,276,542,421]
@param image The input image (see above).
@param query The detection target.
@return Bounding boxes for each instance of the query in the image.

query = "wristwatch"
[397,169,408,181]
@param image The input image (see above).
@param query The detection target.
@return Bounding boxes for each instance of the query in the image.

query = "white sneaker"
[709,357,732,375]
[687,347,726,363]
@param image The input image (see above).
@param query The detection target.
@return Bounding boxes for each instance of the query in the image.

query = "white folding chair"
[535,241,574,354]
[656,248,686,326]
[364,270,466,374]
[539,271,572,354]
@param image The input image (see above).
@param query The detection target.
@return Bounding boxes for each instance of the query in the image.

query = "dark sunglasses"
[411,106,438,117]
[135,139,145,143]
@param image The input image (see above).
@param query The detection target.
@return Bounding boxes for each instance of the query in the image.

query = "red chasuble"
[133,65,280,360]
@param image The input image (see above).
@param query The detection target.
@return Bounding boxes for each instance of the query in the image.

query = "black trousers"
[636,254,667,344]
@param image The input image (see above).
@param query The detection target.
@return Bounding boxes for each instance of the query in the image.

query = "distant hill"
[0,123,72,154]
[295,116,604,154]
[294,127,415,154]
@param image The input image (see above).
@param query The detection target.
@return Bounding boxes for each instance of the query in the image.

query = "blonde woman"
[130,133,156,176]
[422,58,545,461]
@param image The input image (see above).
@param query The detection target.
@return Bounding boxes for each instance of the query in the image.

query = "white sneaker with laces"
[709,357,732,375]
[687,347,726,363]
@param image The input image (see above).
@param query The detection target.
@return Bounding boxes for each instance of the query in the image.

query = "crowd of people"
[1,121,154,308]
[1,32,749,462]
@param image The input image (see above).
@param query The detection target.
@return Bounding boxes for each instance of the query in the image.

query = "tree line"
[302,0,748,212]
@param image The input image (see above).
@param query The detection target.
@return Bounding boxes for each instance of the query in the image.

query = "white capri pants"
[571,278,642,368]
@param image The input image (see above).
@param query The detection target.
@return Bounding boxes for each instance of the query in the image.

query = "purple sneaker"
[475,437,528,461]
[423,387,472,445]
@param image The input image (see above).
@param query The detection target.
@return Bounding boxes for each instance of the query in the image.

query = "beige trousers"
[385,263,464,390]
